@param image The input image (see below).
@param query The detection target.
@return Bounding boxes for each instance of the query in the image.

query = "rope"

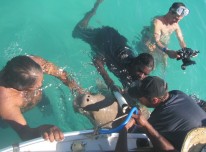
[94,107,138,134]
[95,114,128,130]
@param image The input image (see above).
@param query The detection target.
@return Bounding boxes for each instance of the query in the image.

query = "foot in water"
[77,0,104,27]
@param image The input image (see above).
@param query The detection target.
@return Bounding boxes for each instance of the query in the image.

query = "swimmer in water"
[0,55,84,142]
[72,0,154,91]
[136,2,190,70]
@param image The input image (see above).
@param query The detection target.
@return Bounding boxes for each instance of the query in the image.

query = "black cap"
[128,76,167,98]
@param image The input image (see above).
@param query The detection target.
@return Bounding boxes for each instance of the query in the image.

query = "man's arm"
[0,103,63,142]
[164,49,178,59]
[115,117,136,152]
[132,114,177,152]
[175,24,186,48]
[29,55,85,94]
[115,127,128,152]
[93,57,119,91]
[9,121,64,142]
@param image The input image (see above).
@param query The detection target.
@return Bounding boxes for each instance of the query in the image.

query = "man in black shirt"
[72,0,154,91]
[124,76,206,151]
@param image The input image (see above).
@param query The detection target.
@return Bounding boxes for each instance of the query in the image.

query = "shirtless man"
[137,2,190,68]
[0,55,84,142]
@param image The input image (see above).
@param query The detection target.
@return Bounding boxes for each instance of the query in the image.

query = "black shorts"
[72,25,135,87]
[72,24,101,47]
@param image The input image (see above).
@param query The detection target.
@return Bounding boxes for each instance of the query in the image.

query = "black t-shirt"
[93,26,136,87]
[148,90,206,150]
[73,25,137,87]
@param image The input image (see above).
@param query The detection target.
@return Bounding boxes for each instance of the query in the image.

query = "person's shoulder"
[169,90,188,97]
[0,87,21,101]
[153,16,164,23]
[169,90,184,94]
[0,87,22,116]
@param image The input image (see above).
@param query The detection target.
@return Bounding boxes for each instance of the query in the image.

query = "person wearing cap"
[72,0,154,92]
[119,76,206,151]
[136,2,190,69]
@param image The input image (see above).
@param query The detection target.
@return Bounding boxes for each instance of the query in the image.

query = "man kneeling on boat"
[0,55,85,142]
[115,76,206,152]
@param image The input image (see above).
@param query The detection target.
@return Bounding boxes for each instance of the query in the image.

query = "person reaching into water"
[115,76,206,151]
[136,2,190,69]
[115,115,177,152]
[0,55,84,142]
[72,0,154,92]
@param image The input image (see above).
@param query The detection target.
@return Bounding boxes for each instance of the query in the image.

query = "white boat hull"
[1,130,152,152]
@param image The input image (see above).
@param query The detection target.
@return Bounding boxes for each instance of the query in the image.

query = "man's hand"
[125,117,136,131]
[40,125,64,142]
[109,83,123,93]
[131,112,148,128]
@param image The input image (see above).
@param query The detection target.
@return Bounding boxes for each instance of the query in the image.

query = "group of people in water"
[0,0,205,151]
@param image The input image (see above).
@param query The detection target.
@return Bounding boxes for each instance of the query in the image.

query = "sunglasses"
[172,6,190,17]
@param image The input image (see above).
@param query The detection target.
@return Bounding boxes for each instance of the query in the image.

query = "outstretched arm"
[93,57,120,92]
[0,101,63,142]
[132,114,177,152]
[115,110,177,151]
[11,122,64,142]
[29,55,85,94]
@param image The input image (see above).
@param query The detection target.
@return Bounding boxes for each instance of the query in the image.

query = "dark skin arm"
[115,127,128,152]
[93,56,120,92]
[115,117,135,152]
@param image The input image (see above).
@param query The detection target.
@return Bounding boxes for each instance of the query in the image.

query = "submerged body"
[72,0,154,90]
[136,3,189,70]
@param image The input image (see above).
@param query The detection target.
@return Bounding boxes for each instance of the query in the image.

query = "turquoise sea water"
[0,0,206,149]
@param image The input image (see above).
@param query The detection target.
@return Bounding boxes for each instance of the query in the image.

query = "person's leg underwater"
[72,0,103,38]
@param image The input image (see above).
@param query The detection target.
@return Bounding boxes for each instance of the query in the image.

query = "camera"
[176,48,199,70]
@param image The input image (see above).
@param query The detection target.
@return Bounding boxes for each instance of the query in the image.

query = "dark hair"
[132,53,154,70]
[1,55,42,90]
[169,2,185,11]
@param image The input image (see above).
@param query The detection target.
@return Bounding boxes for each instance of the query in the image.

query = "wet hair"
[1,55,42,91]
[131,53,154,70]
[169,2,185,11]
